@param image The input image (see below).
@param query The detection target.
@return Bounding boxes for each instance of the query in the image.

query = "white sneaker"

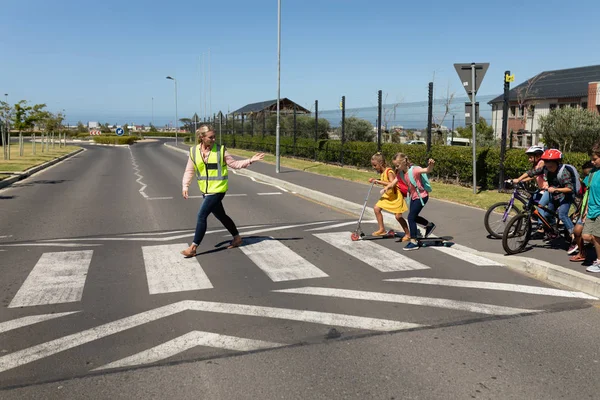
[586,261,600,273]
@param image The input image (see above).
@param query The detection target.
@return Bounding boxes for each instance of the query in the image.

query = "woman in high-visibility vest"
[181,125,264,258]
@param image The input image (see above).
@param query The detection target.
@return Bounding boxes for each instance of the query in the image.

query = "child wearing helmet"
[513,146,549,232]
[513,149,575,242]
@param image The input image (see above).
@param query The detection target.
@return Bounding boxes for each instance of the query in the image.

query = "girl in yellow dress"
[368,153,410,240]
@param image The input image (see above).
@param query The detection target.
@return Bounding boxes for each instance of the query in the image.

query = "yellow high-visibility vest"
[190,144,228,194]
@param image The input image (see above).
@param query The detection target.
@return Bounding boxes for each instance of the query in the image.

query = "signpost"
[454,63,489,194]
[116,127,124,136]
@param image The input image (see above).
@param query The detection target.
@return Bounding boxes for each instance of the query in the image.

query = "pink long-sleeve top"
[182,147,252,191]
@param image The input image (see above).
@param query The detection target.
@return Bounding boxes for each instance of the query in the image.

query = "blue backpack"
[401,166,432,206]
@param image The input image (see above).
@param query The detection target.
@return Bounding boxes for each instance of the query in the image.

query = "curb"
[0,148,84,190]
[164,143,600,299]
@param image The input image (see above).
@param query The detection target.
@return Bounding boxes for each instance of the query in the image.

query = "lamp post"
[166,76,178,146]
[275,0,281,173]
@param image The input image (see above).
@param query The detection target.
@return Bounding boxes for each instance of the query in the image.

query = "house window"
[510,106,516,117]
[559,104,566,109]
[518,106,525,117]
[582,102,588,109]
[570,103,578,108]
[550,104,557,111]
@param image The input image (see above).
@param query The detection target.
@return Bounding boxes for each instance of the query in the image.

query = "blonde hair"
[393,152,409,164]
[371,152,386,167]
[196,124,214,141]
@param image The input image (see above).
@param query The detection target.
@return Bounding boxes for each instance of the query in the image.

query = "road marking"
[0,243,102,247]
[385,277,599,300]
[9,250,94,308]
[143,244,213,294]
[314,232,429,272]
[130,147,148,198]
[238,221,334,236]
[240,237,328,282]
[257,192,282,196]
[433,244,504,266]
[147,197,174,200]
[305,220,377,231]
[124,230,194,237]
[225,193,248,197]
[274,287,541,316]
[0,312,79,334]
[38,225,269,242]
[93,331,284,371]
[0,300,421,373]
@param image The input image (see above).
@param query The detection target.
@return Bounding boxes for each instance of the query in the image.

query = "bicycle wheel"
[484,202,522,239]
[502,214,532,255]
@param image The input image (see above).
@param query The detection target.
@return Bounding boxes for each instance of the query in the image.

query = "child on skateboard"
[368,153,410,239]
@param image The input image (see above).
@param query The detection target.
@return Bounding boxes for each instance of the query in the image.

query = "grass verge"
[227,148,511,210]
[0,143,81,179]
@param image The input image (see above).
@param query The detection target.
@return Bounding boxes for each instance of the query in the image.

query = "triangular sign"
[454,63,490,96]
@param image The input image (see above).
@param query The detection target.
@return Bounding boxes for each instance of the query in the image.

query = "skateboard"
[415,236,454,247]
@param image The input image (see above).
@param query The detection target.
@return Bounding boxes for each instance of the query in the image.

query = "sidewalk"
[169,141,600,298]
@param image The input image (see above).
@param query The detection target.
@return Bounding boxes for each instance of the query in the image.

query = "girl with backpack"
[383,153,436,250]
[367,153,410,238]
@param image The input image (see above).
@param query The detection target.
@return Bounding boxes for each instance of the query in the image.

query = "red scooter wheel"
[350,232,360,241]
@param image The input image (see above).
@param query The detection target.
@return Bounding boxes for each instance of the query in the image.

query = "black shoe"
[424,223,436,238]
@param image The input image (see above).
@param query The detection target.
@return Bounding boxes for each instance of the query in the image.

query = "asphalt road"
[1,140,599,399]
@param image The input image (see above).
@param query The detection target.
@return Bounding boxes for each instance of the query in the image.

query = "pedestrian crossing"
[3,231,597,311]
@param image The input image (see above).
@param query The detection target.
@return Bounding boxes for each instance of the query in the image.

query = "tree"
[342,117,375,142]
[539,107,600,153]
[456,117,495,146]
[76,121,87,133]
[149,123,158,133]
[515,72,551,133]
[0,101,11,148]
[100,122,111,133]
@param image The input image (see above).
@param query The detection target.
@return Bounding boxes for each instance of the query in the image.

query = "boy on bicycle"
[512,149,575,243]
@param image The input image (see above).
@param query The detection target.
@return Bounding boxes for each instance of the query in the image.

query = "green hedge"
[220,134,591,189]
[92,136,138,145]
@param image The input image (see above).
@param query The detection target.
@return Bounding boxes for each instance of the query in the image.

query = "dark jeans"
[408,196,429,238]
[193,193,239,246]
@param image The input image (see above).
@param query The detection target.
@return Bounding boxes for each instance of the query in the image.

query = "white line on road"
[9,250,94,308]
[147,197,174,200]
[0,312,79,334]
[93,331,284,371]
[257,192,282,196]
[143,244,213,294]
[385,277,599,300]
[237,221,334,236]
[305,220,377,231]
[0,243,102,247]
[124,230,194,237]
[240,237,328,282]
[225,193,248,197]
[432,244,504,266]
[274,287,541,316]
[314,232,429,272]
[0,300,421,373]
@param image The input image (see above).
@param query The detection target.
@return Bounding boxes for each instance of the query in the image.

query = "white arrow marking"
[9,250,93,307]
[0,312,79,334]
[238,221,334,236]
[385,277,598,300]
[0,300,421,373]
[143,244,213,293]
[305,220,377,231]
[93,331,284,371]
[240,237,328,282]
[314,232,429,272]
[274,287,541,316]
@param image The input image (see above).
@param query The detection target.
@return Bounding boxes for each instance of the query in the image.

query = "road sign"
[505,74,515,83]
[454,63,490,96]
[116,127,124,136]
[465,102,479,125]
[89,130,101,136]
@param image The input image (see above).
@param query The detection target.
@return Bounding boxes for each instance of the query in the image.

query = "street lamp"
[275,0,281,173]
[166,76,178,146]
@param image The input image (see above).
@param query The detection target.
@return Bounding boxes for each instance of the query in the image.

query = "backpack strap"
[408,166,425,206]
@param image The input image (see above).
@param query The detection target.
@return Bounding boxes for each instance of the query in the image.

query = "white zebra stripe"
[239,237,328,282]
[142,244,213,294]
[314,232,429,272]
[9,250,93,307]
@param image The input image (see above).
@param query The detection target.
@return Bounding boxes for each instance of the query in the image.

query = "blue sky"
[1,0,599,126]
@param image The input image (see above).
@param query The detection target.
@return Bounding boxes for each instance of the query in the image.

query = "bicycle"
[484,181,531,239]
[502,187,572,255]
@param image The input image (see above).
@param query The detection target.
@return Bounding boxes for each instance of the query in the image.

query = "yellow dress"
[376,168,408,214]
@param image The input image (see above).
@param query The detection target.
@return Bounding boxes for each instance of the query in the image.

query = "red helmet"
[541,149,562,161]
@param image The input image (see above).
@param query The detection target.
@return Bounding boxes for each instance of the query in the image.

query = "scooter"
[350,182,397,241]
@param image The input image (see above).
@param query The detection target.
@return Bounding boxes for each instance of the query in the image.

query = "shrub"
[93,136,137,145]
